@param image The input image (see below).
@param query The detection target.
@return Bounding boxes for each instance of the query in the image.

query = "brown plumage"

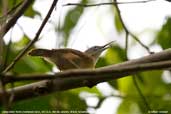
[28,41,114,71]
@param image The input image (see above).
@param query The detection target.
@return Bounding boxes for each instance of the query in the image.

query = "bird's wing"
[52,48,93,61]
[52,49,94,69]
[62,52,82,68]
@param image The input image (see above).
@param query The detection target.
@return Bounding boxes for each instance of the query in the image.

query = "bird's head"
[84,41,114,61]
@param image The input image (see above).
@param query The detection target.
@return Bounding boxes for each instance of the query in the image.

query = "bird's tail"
[28,49,52,57]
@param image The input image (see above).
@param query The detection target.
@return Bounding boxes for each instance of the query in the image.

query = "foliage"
[0,0,171,113]
[10,91,87,111]
[156,17,171,49]
[0,0,39,17]
[58,0,88,46]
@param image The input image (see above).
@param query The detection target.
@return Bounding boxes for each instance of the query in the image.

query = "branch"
[100,48,171,70]
[0,60,171,104]
[125,31,129,60]
[3,48,171,83]
[3,60,171,83]
[1,48,171,103]
[63,0,155,7]
[2,0,59,73]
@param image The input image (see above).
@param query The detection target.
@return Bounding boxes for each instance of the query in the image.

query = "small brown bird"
[28,41,114,71]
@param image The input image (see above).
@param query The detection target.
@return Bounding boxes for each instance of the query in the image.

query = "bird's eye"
[94,46,98,49]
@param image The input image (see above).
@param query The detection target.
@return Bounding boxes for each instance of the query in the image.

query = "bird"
[28,41,114,71]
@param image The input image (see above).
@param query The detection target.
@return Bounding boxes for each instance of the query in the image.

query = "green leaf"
[95,57,108,68]
[11,94,53,111]
[51,91,87,110]
[139,71,166,95]
[9,91,87,111]
[13,56,53,74]
[0,0,38,18]
[13,35,30,48]
[70,86,102,97]
[118,99,142,114]
[59,0,88,46]
[117,70,171,113]
[5,36,53,74]
[117,76,133,94]
[114,11,124,33]
[24,5,40,17]
[111,6,124,33]
[156,17,171,49]
[96,45,126,89]
[108,80,118,90]
[105,45,126,65]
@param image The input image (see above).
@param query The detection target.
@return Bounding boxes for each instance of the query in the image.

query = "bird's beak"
[99,41,115,51]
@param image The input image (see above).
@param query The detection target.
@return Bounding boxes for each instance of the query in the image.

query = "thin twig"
[113,0,151,54]
[8,82,15,109]
[0,79,9,110]
[124,28,151,111]
[2,0,59,73]
[130,32,152,53]
[2,0,8,15]
[114,0,151,109]
[132,75,151,110]
[125,31,129,60]
[0,0,34,39]
[2,28,13,71]
[63,0,156,7]
[63,0,153,53]
[6,1,23,16]
[0,1,23,19]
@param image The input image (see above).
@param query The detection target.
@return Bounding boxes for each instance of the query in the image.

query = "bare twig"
[63,0,156,7]
[132,75,151,110]
[124,28,150,110]
[125,31,129,60]
[113,0,151,53]
[2,29,12,70]
[5,1,23,17]
[2,0,59,73]
[2,0,8,15]
[64,1,153,53]
[114,0,151,107]
[0,40,4,72]
[0,80,9,110]
[130,33,152,53]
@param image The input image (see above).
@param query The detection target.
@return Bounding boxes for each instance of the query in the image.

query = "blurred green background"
[0,0,171,114]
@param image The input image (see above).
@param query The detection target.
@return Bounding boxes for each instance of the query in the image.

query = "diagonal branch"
[114,0,154,108]
[2,0,59,73]
[113,0,151,53]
